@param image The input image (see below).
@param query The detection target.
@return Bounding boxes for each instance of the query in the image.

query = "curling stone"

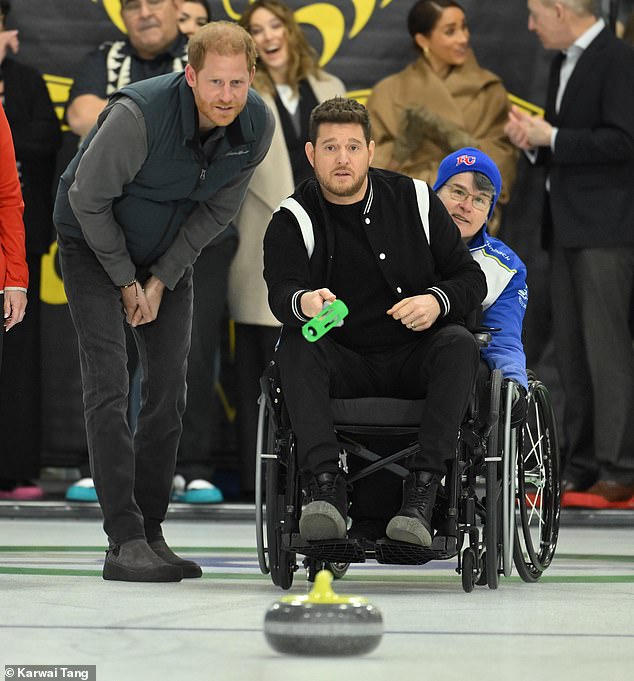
[263,569,383,656]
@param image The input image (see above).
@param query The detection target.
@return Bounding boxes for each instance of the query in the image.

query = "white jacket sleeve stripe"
[277,197,315,258]
[412,179,431,245]
[428,286,450,316]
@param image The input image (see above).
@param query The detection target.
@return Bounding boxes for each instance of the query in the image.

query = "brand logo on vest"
[455,155,476,166]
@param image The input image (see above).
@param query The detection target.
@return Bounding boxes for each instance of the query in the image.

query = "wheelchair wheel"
[501,381,518,577]
[461,547,476,593]
[513,378,561,582]
[255,394,273,575]
[266,455,296,590]
[255,390,296,589]
[484,369,503,589]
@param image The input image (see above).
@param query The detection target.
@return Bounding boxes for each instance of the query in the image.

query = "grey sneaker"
[299,472,348,541]
[386,471,441,547]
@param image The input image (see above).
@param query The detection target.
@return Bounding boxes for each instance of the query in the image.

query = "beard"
[194,93,246,128]
[314,167,367,200]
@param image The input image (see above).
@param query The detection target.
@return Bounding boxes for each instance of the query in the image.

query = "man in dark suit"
[505,0,634,503]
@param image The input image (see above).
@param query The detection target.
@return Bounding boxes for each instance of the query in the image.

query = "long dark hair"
[407,0,464,39]
[186,0,211,20]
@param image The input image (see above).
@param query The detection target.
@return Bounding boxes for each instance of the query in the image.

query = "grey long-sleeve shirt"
[67,97,274,289]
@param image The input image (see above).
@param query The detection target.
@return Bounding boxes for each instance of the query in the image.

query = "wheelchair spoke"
[524,485,544,527]
[524,415,546,466]
[523,433,544,467]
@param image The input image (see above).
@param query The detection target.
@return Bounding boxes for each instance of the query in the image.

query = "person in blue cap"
[433,147,528,413]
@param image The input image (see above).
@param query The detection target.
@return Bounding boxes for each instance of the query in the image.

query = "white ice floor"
[1,517,633,681]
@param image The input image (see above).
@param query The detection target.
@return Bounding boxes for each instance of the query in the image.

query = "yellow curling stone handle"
[280,570,368,605]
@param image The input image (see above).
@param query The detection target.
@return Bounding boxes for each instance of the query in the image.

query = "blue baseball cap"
[432,147,502,219]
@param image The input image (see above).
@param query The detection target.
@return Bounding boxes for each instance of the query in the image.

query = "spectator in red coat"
[0,100,27,359]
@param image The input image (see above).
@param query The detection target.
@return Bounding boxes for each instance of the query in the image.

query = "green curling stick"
[302,299,349,342]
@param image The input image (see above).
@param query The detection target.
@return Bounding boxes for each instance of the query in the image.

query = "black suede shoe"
[299,472,348,541]
[148,538,202,578]
[103,538,183,582]
[386,471,441,547]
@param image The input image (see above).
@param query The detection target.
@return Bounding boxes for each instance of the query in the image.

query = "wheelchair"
[255,344,561,593]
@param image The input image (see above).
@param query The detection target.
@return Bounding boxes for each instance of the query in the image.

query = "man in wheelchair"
[433,147,529,408]
[263,97,487,548]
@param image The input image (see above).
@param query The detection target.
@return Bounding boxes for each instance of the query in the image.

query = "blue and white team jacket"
[469,227,528,389]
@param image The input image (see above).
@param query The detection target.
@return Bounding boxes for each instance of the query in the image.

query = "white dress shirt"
[551,18,605,148]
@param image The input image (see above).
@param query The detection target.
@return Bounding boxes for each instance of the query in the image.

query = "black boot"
[299,472,348,541]
[148,538,203,579]
[103,538,183,582]
[386,471,441,547]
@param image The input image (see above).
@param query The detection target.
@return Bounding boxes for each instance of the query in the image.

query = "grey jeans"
[57,233,193,544]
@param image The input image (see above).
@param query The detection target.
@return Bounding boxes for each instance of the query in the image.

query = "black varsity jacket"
[263,167,487,331]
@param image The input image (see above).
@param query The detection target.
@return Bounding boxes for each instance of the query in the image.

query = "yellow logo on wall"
[223,0,393,66]
[43,74,74,131]
[41,242,68,306]
[102,0,128,33]
[101,0,397,51]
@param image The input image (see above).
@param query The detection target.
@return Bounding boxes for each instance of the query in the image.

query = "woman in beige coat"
[367,0,517,232]
[230,0,345,496]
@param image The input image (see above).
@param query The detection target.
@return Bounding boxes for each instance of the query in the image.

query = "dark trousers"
[234,323,280,493]
[276,324,479,477]
[58,234,193,544]
[176,232,238,481]
[0,255,41,480]
[550,244,634,485]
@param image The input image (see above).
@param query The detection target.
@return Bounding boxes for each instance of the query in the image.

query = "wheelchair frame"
[255,360,560,593]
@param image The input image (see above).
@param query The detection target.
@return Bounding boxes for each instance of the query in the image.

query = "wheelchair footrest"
[375,535,458,565]
[290,534,367,564]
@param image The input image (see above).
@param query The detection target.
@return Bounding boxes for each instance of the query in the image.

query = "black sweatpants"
[0,255,41,481]
[276,323,479,478]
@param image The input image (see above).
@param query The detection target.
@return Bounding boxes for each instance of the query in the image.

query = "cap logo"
[456,154,476,166]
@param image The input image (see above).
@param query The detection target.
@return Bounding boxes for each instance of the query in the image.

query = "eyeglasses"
[122,0,167,14]
[444,184,493,212]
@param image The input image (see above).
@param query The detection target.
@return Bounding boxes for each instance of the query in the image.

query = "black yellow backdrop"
[4,0,629,463]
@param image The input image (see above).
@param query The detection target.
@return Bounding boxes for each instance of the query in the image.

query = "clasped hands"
[301,288,441,332]
[504,104,553,151]
[120,275,165,327]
